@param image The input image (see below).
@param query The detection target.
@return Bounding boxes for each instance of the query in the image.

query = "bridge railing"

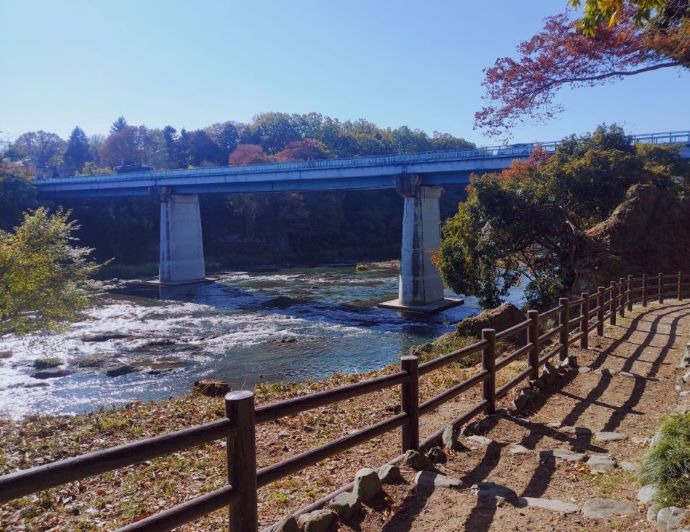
[34,130,690,185]
[1,271,689,530]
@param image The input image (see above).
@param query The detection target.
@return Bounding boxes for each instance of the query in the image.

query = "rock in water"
[31,369,71,379]
[352,468,382,503]
[193,379,229,397]
[105,364,138,377]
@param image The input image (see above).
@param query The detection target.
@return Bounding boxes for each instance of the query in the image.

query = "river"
[0,264,525,419]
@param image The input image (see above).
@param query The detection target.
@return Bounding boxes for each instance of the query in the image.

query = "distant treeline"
[0,113,473,269]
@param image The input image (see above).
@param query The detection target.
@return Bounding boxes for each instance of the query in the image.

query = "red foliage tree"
[273,138,330,162]
[228,144,271,165]
[475,6,689,136]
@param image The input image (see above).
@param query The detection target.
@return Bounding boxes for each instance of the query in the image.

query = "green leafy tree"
[0,208,101,334]
[63,126,92,175]
[437,125,689,308]
[11,131,65,176]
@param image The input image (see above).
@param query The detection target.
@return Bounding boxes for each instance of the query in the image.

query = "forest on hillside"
[0,113,473,270]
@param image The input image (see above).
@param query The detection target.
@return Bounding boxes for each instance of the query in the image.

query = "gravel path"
[358,301,690,531]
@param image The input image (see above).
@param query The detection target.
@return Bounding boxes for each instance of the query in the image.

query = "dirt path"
[360,301,690,531]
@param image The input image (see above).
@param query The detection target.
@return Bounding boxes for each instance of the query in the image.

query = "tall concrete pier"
[380,176,461,313]
[159,192,206,285]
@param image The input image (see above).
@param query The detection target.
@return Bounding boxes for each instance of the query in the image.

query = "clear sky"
[1,0,688,145]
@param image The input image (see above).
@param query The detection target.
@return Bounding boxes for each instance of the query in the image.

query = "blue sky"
[1,0,688,145]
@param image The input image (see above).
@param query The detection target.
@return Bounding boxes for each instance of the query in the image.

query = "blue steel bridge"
[34,130,690,312]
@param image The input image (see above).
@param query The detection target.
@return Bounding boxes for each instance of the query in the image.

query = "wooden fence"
[1,272,689,531]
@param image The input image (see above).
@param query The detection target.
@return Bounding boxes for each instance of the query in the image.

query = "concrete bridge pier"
[380,176,462,314]
[158,190,206,285]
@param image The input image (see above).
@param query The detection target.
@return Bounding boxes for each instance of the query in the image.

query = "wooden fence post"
[482,329,496,415]
[678,272,683,301]
[618,278,625,318]
[528,310,540,380]
[559,298,569,361]
[609,282,617,326]
[400,355,419,452]
[597,287,605,336]
[642,273,648,307]
[225,391,258,532]
[627,275,633,312]
[580,292,589,349]
[658,272,664,304]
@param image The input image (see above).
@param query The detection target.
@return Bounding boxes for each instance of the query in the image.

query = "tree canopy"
[0,208,100,334]
[436,125,690,308]
[476,1,689,135]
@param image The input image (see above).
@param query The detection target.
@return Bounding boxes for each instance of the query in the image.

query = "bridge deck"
[34,131,690,197]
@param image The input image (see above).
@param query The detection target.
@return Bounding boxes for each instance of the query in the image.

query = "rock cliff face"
[576,184,690,289]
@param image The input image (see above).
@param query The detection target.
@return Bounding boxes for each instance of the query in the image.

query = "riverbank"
[0,329,527,530]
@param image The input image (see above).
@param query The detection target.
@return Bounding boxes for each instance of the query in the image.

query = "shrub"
[640,413,690,506]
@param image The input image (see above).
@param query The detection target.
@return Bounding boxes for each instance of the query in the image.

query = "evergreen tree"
[63,127,92,175]
[110,116,128,135]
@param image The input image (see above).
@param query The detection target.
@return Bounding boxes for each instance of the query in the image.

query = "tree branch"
[545,60,682,86]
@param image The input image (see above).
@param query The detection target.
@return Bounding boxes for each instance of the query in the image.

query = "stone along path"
[356,302,690,531]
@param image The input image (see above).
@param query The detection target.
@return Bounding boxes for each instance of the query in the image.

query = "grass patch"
[640,413,690,506]
[592,469,635,497]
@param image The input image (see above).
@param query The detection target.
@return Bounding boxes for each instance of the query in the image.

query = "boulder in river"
[81,332,131,342]
[33,357,62,369]
[32,369,72,379]
[105,364,139,377]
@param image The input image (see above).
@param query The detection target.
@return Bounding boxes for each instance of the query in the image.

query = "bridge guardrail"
[34,130,690,185]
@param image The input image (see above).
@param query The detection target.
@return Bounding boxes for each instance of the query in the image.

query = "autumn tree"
[476,1,689,135]
[229,144,271,165]
[63,126,92,175]
[274,139,331,162]
[100,126,139,167]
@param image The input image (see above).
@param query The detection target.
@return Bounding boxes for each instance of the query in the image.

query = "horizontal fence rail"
[1,272,689,530]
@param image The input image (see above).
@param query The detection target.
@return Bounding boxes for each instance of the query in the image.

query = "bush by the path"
[640,413,690,507]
